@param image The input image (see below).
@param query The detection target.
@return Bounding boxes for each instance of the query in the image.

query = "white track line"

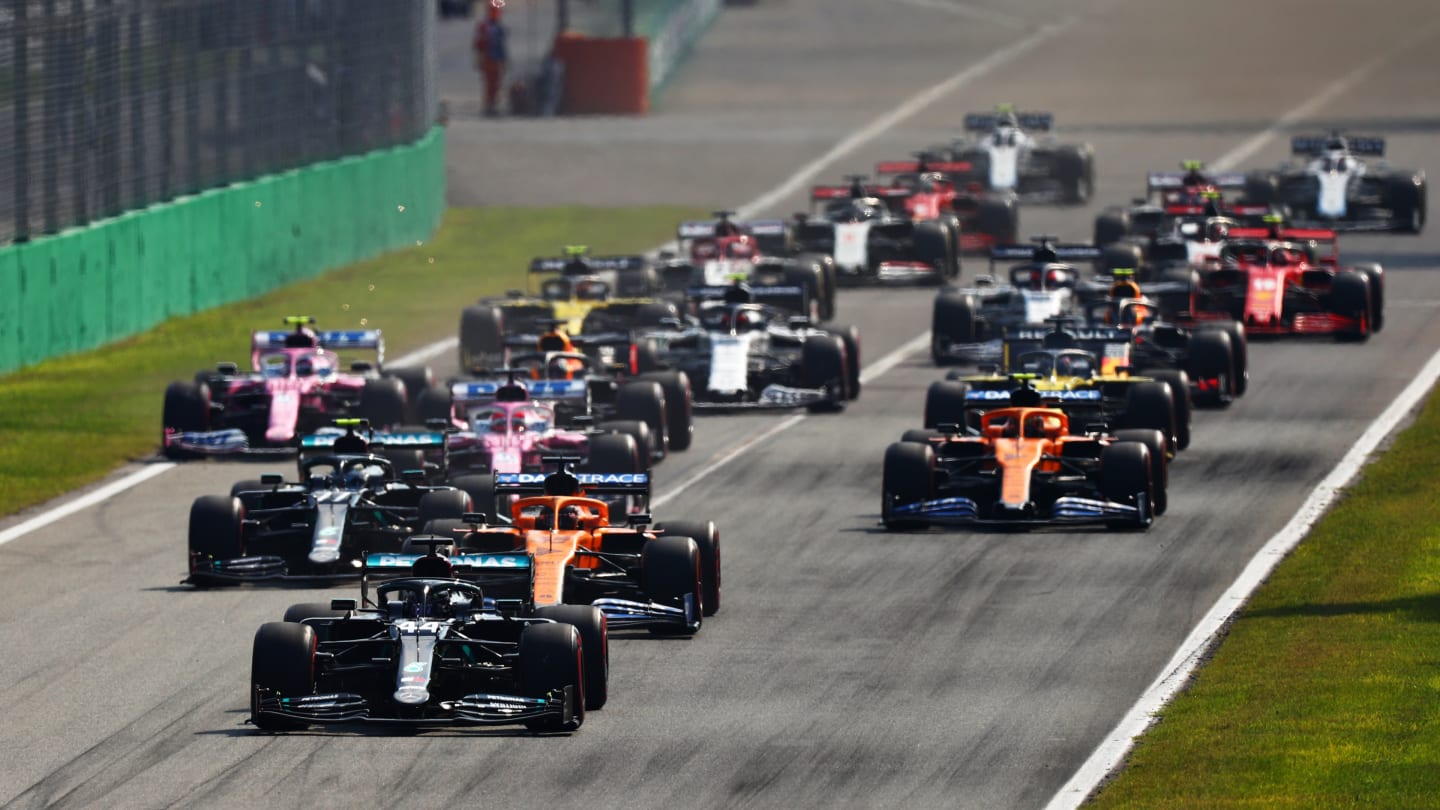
[1045,28,1440,807]
[651,331,931,510]
[0,463,177,548]
[1,9,1066,547]
[893,0,1029,29]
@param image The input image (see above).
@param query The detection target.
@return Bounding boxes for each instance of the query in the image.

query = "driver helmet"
[295,356,315,377]
[558,505,583,530]
[1206,220,1230,241]
[728,308,764,332]
[574,278,608,301]
[1110,279,1141,300]
[996,110,1019,129]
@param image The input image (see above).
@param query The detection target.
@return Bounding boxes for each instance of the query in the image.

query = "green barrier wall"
[0,126,446,375]
[645,0,722,101]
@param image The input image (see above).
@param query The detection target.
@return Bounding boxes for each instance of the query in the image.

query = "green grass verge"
[1088,389,1440,808]
[0,205,701,518]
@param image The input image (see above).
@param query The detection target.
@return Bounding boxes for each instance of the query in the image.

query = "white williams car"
[1265,132,1426,233]
[932,107,1095,204]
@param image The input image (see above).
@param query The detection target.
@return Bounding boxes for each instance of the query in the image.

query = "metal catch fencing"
[0,0,437,245]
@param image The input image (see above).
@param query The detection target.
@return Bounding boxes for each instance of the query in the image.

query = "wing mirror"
[329,599,357,611]
[260,473,284,486]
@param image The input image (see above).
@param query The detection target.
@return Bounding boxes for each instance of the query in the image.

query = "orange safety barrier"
[553,33,649,115]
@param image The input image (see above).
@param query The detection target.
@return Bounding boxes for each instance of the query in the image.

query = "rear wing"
[529,256,648,274]
[964,111,1053,132]
[252,329,385,361]
[1291,135,1384,156]
[1147,171,1246,191]
[676,219,789,240]
[964,387,1102,403]
[450,378,588,404]
[364,551,532,572]
[1164,203,1272,218]
[686,283,807,313]
[300,430,447,450]
[494,472,651,497]
[1227,226,1337,242]
[810,185,913,201]
[990,244,1103,262]
[875,159,972,175]
[1006,326,1129,343]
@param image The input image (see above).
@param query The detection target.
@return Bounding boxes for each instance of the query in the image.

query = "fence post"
[127,7,145,207]
[14,0,31,242]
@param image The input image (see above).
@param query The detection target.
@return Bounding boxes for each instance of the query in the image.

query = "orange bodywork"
[972,407,1075,509]
[467,495,626,607]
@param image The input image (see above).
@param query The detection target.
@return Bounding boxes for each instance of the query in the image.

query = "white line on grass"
[1045,25,1440,806]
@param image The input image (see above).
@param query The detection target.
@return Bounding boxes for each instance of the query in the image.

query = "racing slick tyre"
[631,340,664,375]
[583,432,643,476]
[783,261,830,322]
[414,385,454,424]
[642,535,703,636]
[901,428,942,444]
[633,301,681,328]
[282,602,349,623]
[598,420,655,472]
[1121,381,1177,456]
[1093,209,1129,247]
[385,366,435,413]
[1352,262,1386,333]
[655,520,721,616]
[617,380,668,456]
[1100,442,1154,530]
[616,266,660,297]
[939,215,964,278]
[230,479,266,498]
[825,324,863,400]
[1185,330,1235,408]
[975,197,1020,245]
[1387,175,1426,234]
[1114,429,1168,516]
[534,605,609,711]
[1101,242,1145,277]
[638,370,694,451]
[251,621,316,731]
[449,475,497,523]
[912,222,954,285]
[1057,145,1094,205]
[518,622,585,731]
[1243,172,1279,207]
[459,305,505,372]
[418,490,473,525]
[1145,370,1192,450]
[801,334,850,411]
[162,381,211,457]
[359,378,407,428]
[1153,266,1201,311]
[1203,321,1248,397]
[1330,271,1372,342]
[189,495,245,564]
[882,441,935,530]
[923,380,970,430]
[931,292,977,365]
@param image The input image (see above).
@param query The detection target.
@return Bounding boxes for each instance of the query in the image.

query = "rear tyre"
[450,475,496,523]
[162,382,211,457]
[386,367,435,415]
[642,536,703,635]
[654,520,721,616]
[1185,330,1234,408]
[1330,271,1372,342]
[415,385,454,424]
[882,441,935,530]
[826,324,863,399]
[1352,262,1385,333]
[1057,146,1093,204]
[931,293,977,365]
[1114,429,1168,516]
[534,605,609,711]
[638,370,693,451]
[359,378,407,428]
[519,622,585,731]
[1100,442,1153,530]
[616,381,668,456]
[418,489,473,525]
[459,305,505,372]
[584,432,642,475]
[801,335,849,412]
[1122,381,1177,456]
[1093,209,1130,246]
[597,420,654,472]
[1145,370,1192,451]
[924,380,970,430]
[912,222,953,284]
[251,622,316,731]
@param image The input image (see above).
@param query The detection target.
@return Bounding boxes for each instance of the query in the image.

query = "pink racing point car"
[432,376,651,521]
[162,318,433,458]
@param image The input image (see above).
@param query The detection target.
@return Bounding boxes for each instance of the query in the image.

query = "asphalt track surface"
[4,1,1440,807]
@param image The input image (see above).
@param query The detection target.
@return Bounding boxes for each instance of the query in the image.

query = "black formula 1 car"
[796,179,959,284]
[186,423,471,584]
[250,572,588,732]
[635,286,862,411]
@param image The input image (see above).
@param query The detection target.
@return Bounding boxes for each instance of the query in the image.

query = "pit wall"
[0,126,446,375]
[556,0,722,114]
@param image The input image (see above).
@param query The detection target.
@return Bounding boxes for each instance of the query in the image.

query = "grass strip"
[1088,388,1440,808]
[0,205,701,518]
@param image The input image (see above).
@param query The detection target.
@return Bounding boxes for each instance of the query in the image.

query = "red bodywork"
[816,160,1004,252]
[1186,227,1369,336]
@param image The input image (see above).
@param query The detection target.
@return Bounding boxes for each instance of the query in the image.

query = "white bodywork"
[832,221,874,270]
[703,258,755,285]
[1021,289,1071,324]
[1305,150,1367,218]
[707,333,756,394]
[982,126,1032,191]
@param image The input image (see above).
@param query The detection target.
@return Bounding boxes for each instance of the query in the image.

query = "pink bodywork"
[446,398,589,474]
[222,346,367,444]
